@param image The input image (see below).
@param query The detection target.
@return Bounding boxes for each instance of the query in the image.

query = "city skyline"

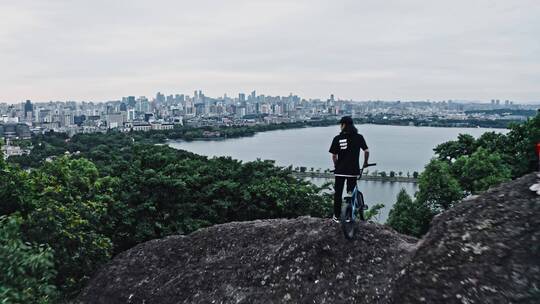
[1,1,539,102]
[0,89,536,106]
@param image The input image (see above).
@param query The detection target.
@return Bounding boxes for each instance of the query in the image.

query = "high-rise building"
[128,96,136,107]
[127,109,136,121]
[175,94,185,103]
[24,100,33,118]
[239,93,246,103]
[156,92,165,104]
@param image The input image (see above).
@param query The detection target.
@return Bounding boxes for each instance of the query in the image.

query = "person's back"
[330,132,367,177]
[329,116,369,222]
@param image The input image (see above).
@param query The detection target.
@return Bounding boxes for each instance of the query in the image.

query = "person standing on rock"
[329,116,370,222]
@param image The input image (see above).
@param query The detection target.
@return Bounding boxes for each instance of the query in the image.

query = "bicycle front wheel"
[341,202,355,240]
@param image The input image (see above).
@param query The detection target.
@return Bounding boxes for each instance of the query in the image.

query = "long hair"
[342,122,358,134]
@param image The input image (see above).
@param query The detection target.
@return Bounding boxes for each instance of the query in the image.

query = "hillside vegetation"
[76,173,540,303]
[1,113,538,302]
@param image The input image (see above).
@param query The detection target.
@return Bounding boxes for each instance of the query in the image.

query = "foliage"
[0,158,31,217]
[103,145,331,253]
[3,131,333,299]
[416,159,463,211]
[363,203,385,222]
[8,132,69,168]
[434,113,540,178]
[3,113,538,297]
[22,157,115,297]
[387,189,433,237]
[503,114,540,177]
[434,134,476,162]
[0,215,57,303]
[391,113,540,238]
[451,148,512,194]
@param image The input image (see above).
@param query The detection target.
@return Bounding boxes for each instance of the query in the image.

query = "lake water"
[168,124,508,222]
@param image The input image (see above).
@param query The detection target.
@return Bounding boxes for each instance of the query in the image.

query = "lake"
[168,124,508,222]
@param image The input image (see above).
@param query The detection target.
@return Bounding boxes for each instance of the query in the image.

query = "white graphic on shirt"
[339,139,347,150]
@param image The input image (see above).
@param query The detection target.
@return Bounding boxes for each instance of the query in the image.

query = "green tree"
[102,145,332,254]
[504,114,540,177]
[412,171,419,179]
[451,148,511,194]
[475,131,507,153]
[0,215,57,303]
[434,133,476,162]
[416,159,463,211]
[390,171,395,178]
[22,157,115,297]
[1,142,32,217]
[387,189,432,237]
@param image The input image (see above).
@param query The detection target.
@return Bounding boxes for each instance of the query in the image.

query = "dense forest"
[1,132,333,302]
[387,113,540,237]
[1,113,539,303]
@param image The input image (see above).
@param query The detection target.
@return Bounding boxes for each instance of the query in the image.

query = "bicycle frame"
[345,164,374,222]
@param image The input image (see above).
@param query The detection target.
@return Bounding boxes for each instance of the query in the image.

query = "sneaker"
[332,215,340,223]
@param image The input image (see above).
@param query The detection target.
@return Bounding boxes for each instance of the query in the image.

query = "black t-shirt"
[329,132,368,176]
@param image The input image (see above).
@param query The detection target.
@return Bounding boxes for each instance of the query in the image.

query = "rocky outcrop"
[390,172,540,303]
[76,217,416,303]
[77,173,540,304]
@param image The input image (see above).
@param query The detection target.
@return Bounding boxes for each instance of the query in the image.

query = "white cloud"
[0,0,539,102]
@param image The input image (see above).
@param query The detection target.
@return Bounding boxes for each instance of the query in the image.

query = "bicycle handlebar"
[328,163,376,174]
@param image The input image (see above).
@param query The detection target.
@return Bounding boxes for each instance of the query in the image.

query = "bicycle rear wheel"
[357,191,366,221]
[341,201,355,239]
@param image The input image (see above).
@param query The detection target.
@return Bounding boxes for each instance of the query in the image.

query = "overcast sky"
[0,0,538,103]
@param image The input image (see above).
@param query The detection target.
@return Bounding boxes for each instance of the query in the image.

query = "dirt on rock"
[76,173,540,304]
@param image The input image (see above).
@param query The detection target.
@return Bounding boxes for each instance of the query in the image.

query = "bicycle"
[340,163,376,239]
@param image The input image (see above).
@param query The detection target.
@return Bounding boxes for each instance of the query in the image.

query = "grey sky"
[1,0,539,102]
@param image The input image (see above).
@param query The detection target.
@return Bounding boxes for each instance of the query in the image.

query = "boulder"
[77,173,540,303]
[76,217,415,303]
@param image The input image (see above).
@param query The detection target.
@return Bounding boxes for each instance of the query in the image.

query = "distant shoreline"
[291,171,418,184]
[166,120,511,144]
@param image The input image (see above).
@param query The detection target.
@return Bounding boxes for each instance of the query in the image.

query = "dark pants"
[334,176,357,217]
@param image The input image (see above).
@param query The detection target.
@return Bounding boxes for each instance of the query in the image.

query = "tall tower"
[24,100,33,118]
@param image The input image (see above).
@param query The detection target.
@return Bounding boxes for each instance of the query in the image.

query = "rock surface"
[390,172,540,304]
[77,173,540,304]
